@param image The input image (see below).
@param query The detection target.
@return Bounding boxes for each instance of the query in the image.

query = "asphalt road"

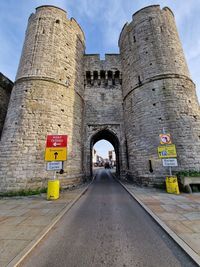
[21,170,197,267]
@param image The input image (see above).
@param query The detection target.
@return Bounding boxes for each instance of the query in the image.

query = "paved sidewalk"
[0,184,89,267]
[121,182,200,265]
[1,178,200,266]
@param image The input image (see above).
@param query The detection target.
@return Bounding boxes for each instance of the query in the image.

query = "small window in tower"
[133,35,136,43]
[138,75,142,85]
[86,71,91,84]
[149,160,153,173]
[100,70,105,79]
[193,115,197,121]
[108,71,113,80]
[56,19,60,24]
[114,71,120,79]
[93,71,98,80]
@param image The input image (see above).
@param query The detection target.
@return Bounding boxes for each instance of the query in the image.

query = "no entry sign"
[46,135,67,148]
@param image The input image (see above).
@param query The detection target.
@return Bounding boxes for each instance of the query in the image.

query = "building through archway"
[90,129,120,177]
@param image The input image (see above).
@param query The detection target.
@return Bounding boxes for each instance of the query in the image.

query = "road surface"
[21,169,196,267]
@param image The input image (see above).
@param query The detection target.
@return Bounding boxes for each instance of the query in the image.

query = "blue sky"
[0,0,200,157]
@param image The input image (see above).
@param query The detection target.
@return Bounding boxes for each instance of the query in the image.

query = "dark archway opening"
[90,129,120,178]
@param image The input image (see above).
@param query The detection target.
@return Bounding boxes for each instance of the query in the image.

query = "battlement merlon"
[119,5,174,47]
[34,5,85,45]
[84,54,121,72]
[36,5,67,19]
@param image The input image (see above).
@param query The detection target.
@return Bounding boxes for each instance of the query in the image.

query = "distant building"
[92,149,104,166]
[108,150,116,166]
[92,149,97,165]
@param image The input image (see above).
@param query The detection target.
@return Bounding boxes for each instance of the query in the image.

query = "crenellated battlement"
[0,5,200,191]
[84,54,122,87]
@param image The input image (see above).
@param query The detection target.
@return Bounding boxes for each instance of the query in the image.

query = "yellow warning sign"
[165,176,180,194]
[45,147,67,161]
[158,144,177,158]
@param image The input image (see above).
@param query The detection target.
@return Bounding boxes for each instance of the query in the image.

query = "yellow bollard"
[165,176,180,194]
[47,180,60,200]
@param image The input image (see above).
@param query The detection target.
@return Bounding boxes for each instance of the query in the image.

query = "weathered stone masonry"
[0,73,13,137]
[119,5,200,184]
[0,4,200,191]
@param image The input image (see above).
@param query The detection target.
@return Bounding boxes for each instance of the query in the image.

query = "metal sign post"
[169,166,172,176]
[45,134,68,200]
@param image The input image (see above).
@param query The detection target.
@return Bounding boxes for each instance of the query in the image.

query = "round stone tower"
[119,5,200,185]
[0,6,85,191]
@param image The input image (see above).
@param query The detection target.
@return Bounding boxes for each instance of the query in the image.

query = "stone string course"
[0,4,199,191]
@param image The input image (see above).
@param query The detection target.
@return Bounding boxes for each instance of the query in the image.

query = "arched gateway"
[89,129,121,177]
[0,5,200,192]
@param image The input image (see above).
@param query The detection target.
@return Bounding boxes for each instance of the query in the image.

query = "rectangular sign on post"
[162,158,178,167]
[158,144,177,158]
[47,161,63,171]
[46,135,67,148]
[45,147,67,161]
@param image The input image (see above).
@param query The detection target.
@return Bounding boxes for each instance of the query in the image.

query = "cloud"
[94,140,114,158]
[0,0,200,101]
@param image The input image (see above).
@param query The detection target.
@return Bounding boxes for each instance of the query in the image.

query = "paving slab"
[1,179,200,266]
[0,183,89,267]
[179,233,200,254]
[120,181,200,265]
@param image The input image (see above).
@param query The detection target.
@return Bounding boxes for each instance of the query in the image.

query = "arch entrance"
[90,129,120,177]
[84,125,125,179]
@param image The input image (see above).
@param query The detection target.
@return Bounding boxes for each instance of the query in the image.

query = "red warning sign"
[46,135,67,148]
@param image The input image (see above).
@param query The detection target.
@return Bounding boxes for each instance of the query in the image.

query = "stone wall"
[119,5,200,185]
[83,54,126,177]
[0,73,13,137]
[0,5,85,191]
[0,4,200,191]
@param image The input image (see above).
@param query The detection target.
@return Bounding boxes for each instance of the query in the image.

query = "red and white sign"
[159,134,172,145]
[46,135,67,148]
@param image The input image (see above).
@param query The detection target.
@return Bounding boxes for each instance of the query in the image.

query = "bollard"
[166,176,180,194]
[47,180,60,200]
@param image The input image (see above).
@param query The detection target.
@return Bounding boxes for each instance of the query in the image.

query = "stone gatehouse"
[0,5,200,192]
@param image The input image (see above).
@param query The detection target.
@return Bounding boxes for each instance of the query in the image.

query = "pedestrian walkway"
[121,181,200,265]
[1,178,200,266]
[0,184,89,267]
